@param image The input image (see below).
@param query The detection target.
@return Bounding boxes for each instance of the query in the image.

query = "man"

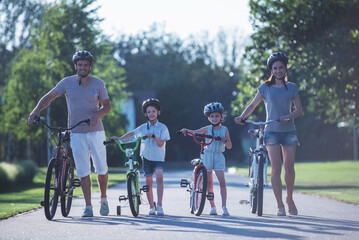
[28,50,111,217]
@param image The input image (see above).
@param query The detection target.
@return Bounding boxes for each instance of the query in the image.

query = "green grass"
[0,168,126,220]
[233,160,359,205]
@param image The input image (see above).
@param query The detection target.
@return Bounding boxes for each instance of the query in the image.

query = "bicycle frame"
[35,116,90,220]
[240,119,277,216]
[103,136,149,216]
[178,131,220,216]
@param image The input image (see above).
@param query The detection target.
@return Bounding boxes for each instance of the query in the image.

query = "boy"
[111,98,170,216]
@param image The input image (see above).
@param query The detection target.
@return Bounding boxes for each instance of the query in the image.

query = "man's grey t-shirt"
[258,82,299,132]
[53,75,110,133]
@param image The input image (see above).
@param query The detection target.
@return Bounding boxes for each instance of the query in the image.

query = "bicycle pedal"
[180,179,189,187]
[239,200,249,204]
[40,201,44,206]
[73,178,81,187]
[141,185,150,192]
[119,195,127,202]
[207,192,214,201]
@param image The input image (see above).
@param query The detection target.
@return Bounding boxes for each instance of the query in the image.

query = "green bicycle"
[104,136,149,217]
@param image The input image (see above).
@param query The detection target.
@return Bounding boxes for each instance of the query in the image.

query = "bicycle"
[103,136,149,217]
[239,118,285,216]
[177,131,221,216]
[35,116,90,220]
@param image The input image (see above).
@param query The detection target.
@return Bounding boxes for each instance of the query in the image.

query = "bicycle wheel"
[257,154,265,216]
[127,173,139,217]
[61,158,74,217]
[193,166,207,216]
[44,158,60,220]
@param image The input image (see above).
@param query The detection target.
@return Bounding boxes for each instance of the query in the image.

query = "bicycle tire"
[250,154,257,214]
[257,154,265,216]
[44,158,59,220]
[193,166,207,216]
[61,158,74,217]
[189,181,194,214]
[127,173,139,217]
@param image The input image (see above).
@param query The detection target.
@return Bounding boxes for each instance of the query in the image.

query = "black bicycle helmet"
[267,52,288,70]
[72,50,94,65]
[142,98,161,113]
[203,102,224,117]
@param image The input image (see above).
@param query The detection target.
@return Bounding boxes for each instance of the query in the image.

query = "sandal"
[286,198,298,215]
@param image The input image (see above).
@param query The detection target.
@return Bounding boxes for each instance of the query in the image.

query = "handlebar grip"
[103,139,114,145]
[85,119,91,126]
[176,130,182,135]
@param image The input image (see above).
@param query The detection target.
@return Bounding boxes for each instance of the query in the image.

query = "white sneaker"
[210,207,217,215]
[99,199,109,216]
[157,206,164,216]
[148,207,156,215]
[222,206,229,216]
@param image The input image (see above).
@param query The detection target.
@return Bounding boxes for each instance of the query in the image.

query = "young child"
[180,102,232,216]
[111,98,170,216]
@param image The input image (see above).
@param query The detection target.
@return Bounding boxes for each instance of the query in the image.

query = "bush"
[0,160,37,192]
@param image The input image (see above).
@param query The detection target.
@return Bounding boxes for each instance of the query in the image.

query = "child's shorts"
[203,151,225,171]
[70,131,108,178]
[264,131,299,146]
[142,157,163,177]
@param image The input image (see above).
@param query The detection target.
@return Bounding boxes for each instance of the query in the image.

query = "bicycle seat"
[248,129,260,138]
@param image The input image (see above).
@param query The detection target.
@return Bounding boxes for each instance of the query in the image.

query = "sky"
[93,0,253,39]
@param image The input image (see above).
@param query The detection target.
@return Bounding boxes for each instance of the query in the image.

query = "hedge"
[0,160,37,192]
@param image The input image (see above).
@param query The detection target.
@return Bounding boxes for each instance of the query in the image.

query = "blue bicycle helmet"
[203,102,224,117]
[267,52,288,70]
[72,50,94,65]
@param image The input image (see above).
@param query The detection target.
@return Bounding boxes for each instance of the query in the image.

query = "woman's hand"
[234,116,245,125]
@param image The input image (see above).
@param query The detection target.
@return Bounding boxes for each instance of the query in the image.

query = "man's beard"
[78,70,89,78]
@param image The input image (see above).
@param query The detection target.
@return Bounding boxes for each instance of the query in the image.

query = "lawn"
[234,160,359,205]
[0,168,126,220]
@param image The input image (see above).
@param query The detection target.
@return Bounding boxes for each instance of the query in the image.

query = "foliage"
[0,0,128,165]
[114,25,246,162]
[244,0,359,126]
[0,160,37,192]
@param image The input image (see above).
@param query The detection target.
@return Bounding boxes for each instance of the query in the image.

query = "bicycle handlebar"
[103,136,148,153]
[241,118,290,126]
[35,116,90,131]
[176,130,221,146]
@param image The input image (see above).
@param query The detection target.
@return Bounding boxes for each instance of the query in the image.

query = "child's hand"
[180,128,189,135]
[146,133,155,138]
[221,137,228,144]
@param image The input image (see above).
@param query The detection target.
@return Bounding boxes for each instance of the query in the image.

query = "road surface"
[1,169,359,239]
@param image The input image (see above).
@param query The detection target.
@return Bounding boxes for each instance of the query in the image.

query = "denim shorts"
[264,131,299,146]
[142,157,163,177]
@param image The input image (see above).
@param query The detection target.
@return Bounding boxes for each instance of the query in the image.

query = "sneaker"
[286,197,298,215]
[82,207,93,217]
[222,206,230,216]
[210,207,218,215]
[100,199,109,216]
[277,207,286,216]
[157,206,164,216]
[148,207,156,215]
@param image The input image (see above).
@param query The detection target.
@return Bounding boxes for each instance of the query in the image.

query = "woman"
[235,52,303,216]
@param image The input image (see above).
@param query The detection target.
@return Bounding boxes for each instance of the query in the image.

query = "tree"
[234,0,359,160]
[1,0,128,164]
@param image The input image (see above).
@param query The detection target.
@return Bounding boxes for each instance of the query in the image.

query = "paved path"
[1,169,359,239]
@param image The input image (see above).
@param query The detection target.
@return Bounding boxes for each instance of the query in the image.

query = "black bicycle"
[35,116,90,220]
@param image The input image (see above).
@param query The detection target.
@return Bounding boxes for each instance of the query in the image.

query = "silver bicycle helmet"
[203,102,224,117]
[72,50,94,65]
[142,98,161,114]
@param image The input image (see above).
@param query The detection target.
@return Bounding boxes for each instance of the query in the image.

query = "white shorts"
[70,131,108,178]
[203,151,225,171]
